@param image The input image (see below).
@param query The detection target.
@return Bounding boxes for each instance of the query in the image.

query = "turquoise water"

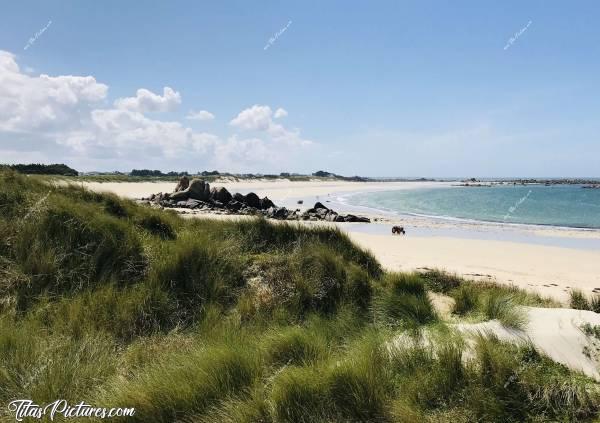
[346,185,600,229]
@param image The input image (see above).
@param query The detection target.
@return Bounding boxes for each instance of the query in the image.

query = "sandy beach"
[83,179,600,304]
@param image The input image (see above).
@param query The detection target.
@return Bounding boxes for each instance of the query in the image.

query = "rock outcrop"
[174,175,190,192]
[141,177,370,223]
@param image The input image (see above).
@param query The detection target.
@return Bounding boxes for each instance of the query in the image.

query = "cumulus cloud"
[274,107,288,118]
[0,50,107,133]
[230,104,273,131]
[114,86,181,113]
[230,104,311,146]
[0,50,314,172]
[186,110,215,121]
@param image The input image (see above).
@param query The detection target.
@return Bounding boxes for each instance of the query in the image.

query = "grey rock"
[259,196,275,210]
[245,192,261,208]
[211,186,232,204]
[185,199,203,209]
[226,200,243,211]
[174,175,190,192]
[189,179,210,201]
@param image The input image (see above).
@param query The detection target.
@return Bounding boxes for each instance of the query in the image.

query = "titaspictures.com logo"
[8,399,135,421]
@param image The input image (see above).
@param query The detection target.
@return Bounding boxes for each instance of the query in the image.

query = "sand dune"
[83,179,600,303]
[456,307,600,380]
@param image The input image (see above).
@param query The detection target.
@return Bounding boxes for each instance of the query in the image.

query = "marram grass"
[0,169,598,422]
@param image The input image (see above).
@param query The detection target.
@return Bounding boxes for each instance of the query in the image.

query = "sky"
[1,0,599,177]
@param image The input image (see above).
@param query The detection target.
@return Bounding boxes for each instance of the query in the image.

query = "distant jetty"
[456,178,600,187]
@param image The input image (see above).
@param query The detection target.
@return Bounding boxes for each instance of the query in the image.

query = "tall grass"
[0,170,598,422]
[452,285,478,316]
[373,273,437,328]
[482,294,528,329]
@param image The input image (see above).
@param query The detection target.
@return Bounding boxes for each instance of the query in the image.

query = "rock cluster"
[140,178,370,223]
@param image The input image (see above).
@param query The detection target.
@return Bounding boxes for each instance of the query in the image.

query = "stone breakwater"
[138,177,370,223]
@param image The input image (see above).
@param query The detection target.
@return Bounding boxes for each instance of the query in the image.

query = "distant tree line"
[7,163,78,176]
[312,170,367,182]
[130,169,189,177]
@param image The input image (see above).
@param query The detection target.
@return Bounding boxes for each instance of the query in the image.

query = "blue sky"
[1,0,599,176]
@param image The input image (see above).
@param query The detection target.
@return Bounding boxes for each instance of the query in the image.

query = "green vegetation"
[570,289,600,313]
[4,163,78,176]
[0,169,598,422]
[581,323,600,339]
[423,270,555,329]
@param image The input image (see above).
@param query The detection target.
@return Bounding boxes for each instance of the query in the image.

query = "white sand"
[82,179,600,303]
[80,179,448,201]
[347,232,600,303]
[456,307,600,380]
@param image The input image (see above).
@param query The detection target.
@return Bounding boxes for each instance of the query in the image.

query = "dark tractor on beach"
[392,226,406,235]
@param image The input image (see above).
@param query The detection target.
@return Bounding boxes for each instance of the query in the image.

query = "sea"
[344,184,600,229]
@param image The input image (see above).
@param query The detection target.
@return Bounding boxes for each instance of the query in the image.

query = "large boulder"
[174,175,190,192]
[245,192,261,208]
[259,196,275,210]
[343,214,370,223]
[211,187,232,204]
[171,178,210,201]
[226,200,243,211]
[170,189,188,201]
[189,179,210,201]
[266,206,289,219]
[233,193,246,202]
[314,202,329,211]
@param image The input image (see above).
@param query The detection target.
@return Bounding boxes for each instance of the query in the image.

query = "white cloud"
[114,86,181,113]
[186,110,215,121]
[0,50,315,172]
[230,104,272,131]
[230,104,312,146]
[0,50,108,133]
[274,107,288,118]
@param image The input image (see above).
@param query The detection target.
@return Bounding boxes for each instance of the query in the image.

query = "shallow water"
[345,185,600,229]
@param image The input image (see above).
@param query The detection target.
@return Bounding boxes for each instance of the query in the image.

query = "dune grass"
[570,289,600,313]
[422,270,559,329]
[0,169,598,422]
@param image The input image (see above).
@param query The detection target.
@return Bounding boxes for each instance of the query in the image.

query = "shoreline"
[82,179,600,303]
